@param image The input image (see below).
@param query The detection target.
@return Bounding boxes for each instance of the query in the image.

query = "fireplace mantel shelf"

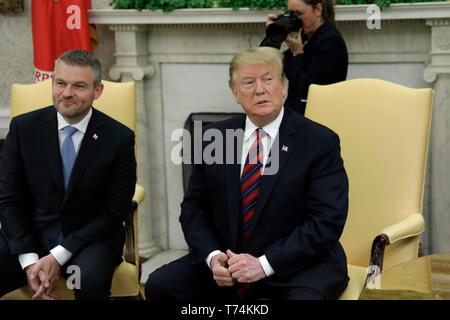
[89,3,450,25]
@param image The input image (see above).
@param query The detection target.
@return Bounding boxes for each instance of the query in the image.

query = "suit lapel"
[42,107,65,194]
[248,110,297,239]
[225,116,246,249]
[62,108,103,206]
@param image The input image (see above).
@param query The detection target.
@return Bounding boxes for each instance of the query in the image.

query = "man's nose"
[62,85,74,97]
[255,79,265,95]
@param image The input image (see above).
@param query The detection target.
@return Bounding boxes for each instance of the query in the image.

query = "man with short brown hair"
[0,49,136,300]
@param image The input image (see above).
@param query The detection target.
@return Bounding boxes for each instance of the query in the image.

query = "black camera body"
[261,11,303,49]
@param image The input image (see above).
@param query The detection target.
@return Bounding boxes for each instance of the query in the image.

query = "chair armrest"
[124,183,146,265]
[365,213,424,285]
[133,183,146,205]
[379,213,424,245]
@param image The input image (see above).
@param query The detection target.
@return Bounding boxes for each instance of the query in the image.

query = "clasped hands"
[211,250,266,287]
[25,254,61,300]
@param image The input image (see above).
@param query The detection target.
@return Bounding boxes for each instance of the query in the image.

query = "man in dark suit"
[145,46,348,300]
[0,50,136,300]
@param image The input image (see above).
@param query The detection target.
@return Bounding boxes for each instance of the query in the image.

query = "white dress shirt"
[206,108,284,277]
[18,108,92,269]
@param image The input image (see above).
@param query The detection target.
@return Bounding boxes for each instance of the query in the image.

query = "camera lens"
[262,11,302,49]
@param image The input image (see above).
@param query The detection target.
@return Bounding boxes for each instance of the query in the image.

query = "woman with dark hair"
[265,0,348,115]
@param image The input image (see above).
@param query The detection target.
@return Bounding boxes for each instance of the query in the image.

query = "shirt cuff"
[18,253,39,270]
[205,250,222,270]
[259,255,275,277]
[50,245,73,266]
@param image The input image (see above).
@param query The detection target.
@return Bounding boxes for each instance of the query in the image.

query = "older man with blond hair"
[146,46,349,300]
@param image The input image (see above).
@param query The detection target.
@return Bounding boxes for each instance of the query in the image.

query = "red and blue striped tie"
[237,128,264,297]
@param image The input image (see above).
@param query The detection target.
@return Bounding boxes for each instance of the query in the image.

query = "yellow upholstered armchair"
[304,78,433,300]
[1,79,146,300]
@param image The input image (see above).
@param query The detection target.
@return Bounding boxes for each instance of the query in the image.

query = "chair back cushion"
[305,78,433,269]
[11,79,136,133]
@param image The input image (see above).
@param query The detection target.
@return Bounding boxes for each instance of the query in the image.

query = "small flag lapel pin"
[281,145,288,152]
[93,134,98,140]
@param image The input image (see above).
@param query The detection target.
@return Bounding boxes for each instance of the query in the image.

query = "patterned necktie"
[240,128,264,244]
[61,126,78,189]
[237,128,264,298]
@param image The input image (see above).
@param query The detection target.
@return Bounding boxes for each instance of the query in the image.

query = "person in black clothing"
[264,0,348,115]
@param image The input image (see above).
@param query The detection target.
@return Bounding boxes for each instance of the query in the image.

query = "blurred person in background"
[263,0,348,115]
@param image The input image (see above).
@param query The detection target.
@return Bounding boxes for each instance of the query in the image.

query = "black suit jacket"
[0,106,136,259]
[180,109,349,299]
[283,23,348,115]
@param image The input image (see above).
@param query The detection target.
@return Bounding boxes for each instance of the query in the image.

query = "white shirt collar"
[57,108,92,134]
[244,107,284,142]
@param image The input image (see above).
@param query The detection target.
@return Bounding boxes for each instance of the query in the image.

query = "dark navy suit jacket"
[180,108,349,299]
[0,106,136,259]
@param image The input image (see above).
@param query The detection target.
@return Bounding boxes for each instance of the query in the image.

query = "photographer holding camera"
[262,0,348,115]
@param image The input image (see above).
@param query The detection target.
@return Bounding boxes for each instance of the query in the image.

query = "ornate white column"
[423,19,450,254]
[109,24,161,258]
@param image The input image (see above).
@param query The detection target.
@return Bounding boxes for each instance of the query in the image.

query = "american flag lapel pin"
[281,145,288,152]
[93,134,98,140]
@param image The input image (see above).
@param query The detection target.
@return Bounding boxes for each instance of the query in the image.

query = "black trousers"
[0,232,121,300]
[145,254,325,300]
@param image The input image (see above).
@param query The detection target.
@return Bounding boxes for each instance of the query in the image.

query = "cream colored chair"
[304,78,433,300]
[1,79,146,300]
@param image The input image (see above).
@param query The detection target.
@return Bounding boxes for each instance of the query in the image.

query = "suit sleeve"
[265,133,349,280]
[61,130,137,256]
[179,159,223,265]
[0,118,37,255]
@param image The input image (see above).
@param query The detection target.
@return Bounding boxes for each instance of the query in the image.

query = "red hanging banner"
[31,0,97,82]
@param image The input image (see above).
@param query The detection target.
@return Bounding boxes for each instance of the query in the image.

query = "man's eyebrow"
[54,79,88,85]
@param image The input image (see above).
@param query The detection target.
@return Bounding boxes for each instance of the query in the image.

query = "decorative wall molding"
[109,24,149,32]
[335,3,450,21]
[337,19,426,26]
[426,18,450,27]
[432,26,450,51]
[109,64,155,81]
[424,18,450,82]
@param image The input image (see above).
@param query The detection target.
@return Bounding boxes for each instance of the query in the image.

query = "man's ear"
[94,82,104,100]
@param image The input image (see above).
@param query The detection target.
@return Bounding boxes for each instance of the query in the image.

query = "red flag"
[31,0,97,82]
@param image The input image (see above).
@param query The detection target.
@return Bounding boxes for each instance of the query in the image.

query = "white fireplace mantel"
[88,3,450,25]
